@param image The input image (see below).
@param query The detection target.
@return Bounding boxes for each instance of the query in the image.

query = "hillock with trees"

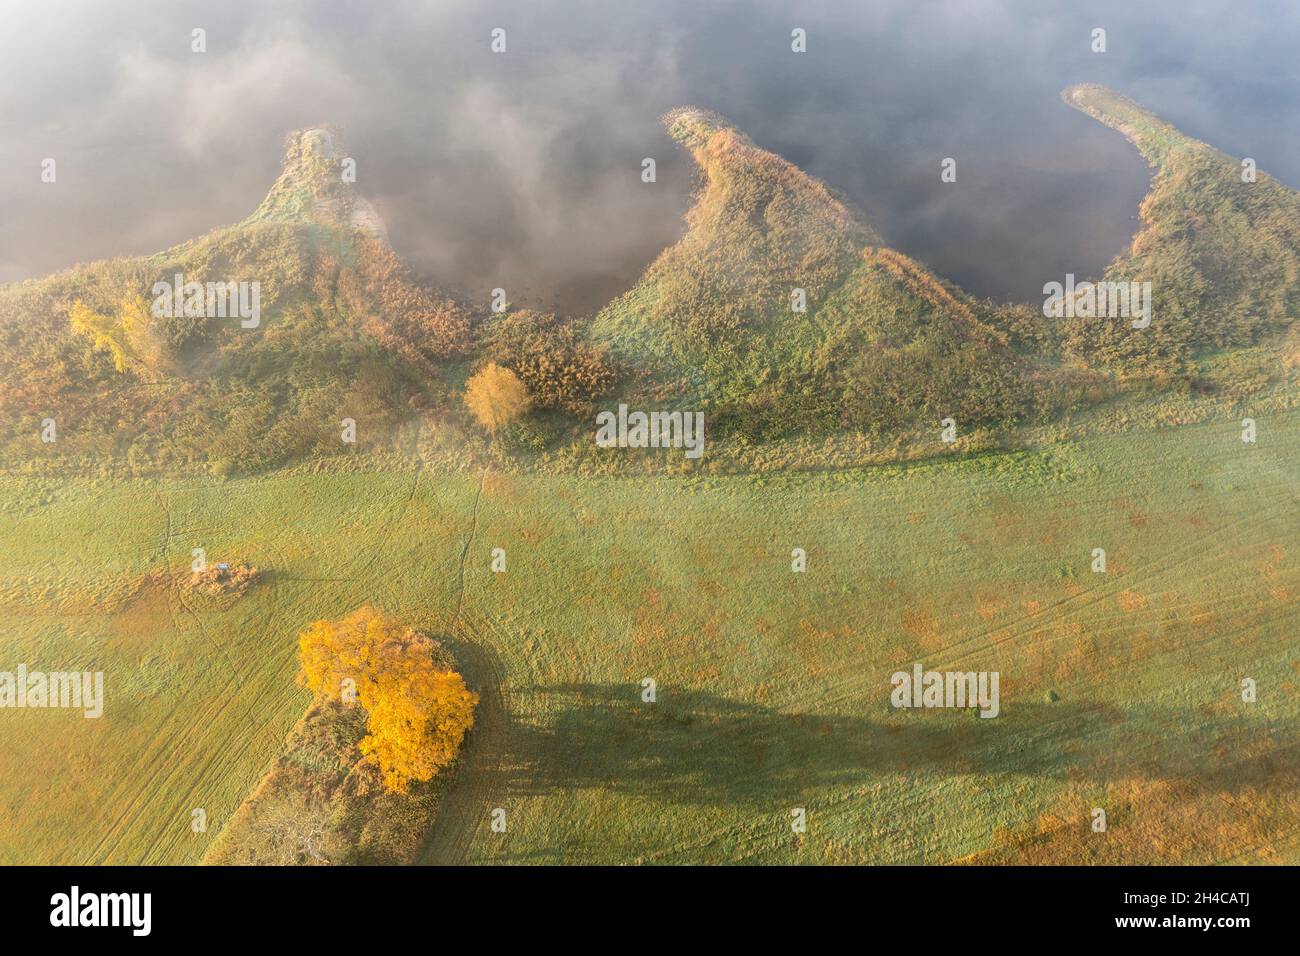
[205,607,477,865]
[1,89,1296,477]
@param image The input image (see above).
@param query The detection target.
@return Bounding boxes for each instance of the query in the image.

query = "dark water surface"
[2,0,1298,313]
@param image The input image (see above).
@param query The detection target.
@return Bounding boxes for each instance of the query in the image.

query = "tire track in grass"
[804,494,1287,716]
[954,738,1300,865]
[145,481,419,863]
[323,466,423,590]
[81,488,250,863]
[421,473,518,864]
[936,505,1290,675]
[94,596,294,863]
[127,473,415,862]
[453,470,485,622]
[127,539,338,864]
[133,535,309,863]
[89,480,363,863]
[131,469,454,863]
[418,616,512,865]
[932,500,1283,670]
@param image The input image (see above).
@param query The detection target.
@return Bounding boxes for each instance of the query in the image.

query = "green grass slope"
[0,128,471,477]
[6,90,1297,476]
[591,108,1026,441]
[1061,84,1300,374]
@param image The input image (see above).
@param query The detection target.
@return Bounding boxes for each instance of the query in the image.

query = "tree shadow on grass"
[417,632,513,864]
[501,683,1297,809]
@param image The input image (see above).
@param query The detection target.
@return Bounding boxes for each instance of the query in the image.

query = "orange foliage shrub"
[353,237,472,363]
[297,606,478,793]
[464,362,531,433]
[483,310,617,414]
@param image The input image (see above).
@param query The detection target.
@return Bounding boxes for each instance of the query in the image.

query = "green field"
[1,410,1295,865]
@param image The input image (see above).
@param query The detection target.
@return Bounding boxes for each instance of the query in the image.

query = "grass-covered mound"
[203,698,452,865]
[4,87,1297,476]
[1061,84,1300,376]
[0,128,473,477]
[206,610,475,866]
[591,108,1026,441]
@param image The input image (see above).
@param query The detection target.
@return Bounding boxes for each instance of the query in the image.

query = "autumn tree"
[463,362,531,433]
[297,606,478,793]
[68,294,165,375]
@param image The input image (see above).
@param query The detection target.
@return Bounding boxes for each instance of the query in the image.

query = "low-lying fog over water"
[3,0,1299,313]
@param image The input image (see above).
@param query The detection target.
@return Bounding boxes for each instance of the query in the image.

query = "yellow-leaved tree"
[69,300,135,373]
[68,295,163,375]
[464,361,531,433]
[297,606,478,793]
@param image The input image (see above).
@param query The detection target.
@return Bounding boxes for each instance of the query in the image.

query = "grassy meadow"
[0,411,1295,865]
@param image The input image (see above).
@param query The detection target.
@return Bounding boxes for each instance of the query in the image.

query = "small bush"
[464,362,532,434]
